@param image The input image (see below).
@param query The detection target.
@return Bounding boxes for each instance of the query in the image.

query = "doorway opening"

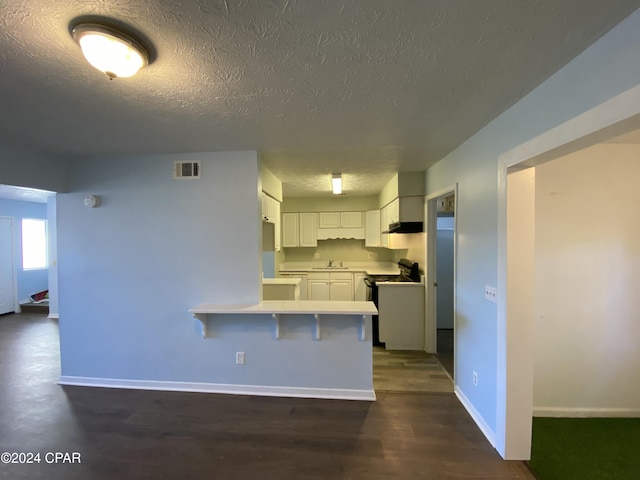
[497,84,640,459]
[434,193,455,378]
[425,185,457,380]
[0,185,57,318]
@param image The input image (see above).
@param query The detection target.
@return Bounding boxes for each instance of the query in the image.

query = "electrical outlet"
[484,285,497,302]
[235,352,245,365]
[473,371,478,387]
[367,252,373,258]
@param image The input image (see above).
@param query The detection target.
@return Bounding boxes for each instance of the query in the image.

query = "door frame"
[0,215,19,314]
[425,184,458,359]
[496,83,640,458]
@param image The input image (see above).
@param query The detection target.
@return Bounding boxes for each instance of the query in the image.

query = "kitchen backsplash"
[271,235,426,276]
[282,239,395,263]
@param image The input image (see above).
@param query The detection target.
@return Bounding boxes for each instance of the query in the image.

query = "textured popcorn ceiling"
[1,1,639,197]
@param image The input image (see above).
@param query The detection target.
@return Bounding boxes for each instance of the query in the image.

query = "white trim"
[58,376,377,402]
[47,313,59,319]
[496,83,640,459]
[533,407,640,418]
[455,386,496,448]
[425,185,457,201]
[0,216,20,314]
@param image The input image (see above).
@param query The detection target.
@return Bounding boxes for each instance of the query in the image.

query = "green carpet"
[528,417,640,480]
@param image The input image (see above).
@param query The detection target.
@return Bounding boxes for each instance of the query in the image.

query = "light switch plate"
[484,285,497,302]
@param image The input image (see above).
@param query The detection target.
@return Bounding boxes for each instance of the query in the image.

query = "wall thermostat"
[84,195,101,208]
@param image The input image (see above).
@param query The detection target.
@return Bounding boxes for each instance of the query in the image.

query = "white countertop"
[279,262,400,276]
[376,281,425,287]
[190,300,378,316]
[262,278,302,285]
[364,267,401,276]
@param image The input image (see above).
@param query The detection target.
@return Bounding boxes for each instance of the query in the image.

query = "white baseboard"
[47,313,59,319]
[533,406,640,417]
[455,386,497,448]
[19,298,30,305]
[58,376,377,402]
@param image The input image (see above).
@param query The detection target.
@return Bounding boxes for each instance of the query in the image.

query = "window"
[22,219,47,270]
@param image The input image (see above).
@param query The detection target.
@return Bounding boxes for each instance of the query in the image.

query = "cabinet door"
[318,212,340,228]
[388,198,400,224]
[299,213,317,247]
[340,211,363,228]
[261,193,268,219]
[380,205,389,248]
[282,213,299,247]
[274,201,281,251]
[308,279,330,301]
[365,210,381,247]
[353,273,367,301]
[330,280,354,301]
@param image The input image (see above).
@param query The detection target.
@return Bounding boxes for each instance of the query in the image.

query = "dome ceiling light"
[72,23,150,79]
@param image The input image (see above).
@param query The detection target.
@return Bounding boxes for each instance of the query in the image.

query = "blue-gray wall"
[0,198,48,302]
[425,8,640,439]
[57,151,372,391]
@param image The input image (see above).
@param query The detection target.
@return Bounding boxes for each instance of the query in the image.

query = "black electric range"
[364,258,421,346]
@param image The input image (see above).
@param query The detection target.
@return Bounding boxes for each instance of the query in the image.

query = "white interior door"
[0,217,16,314]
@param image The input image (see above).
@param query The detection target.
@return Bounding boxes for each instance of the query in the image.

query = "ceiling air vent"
[174,161,201,179]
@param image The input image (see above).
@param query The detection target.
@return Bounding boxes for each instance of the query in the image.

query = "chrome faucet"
[328,259,334,267]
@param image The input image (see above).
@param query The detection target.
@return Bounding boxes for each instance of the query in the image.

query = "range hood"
[383,221,423,234]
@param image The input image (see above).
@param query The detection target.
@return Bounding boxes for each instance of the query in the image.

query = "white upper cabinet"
[316,211,365,240]
[365,210,381,247]
[262,193,281,251]
[380,204,390,248]
[282,212,317,247]
[282,213,299,248]
[388,198,400,224]
[299,213,317,247]
[274,201,281,251]
[262,193,279,222]
[340,211,363,228]
[318,211,363,228]
[318,212,340,228]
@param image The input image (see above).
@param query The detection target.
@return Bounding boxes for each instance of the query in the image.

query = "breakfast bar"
[188,300,378,401]
[190,300,377,339]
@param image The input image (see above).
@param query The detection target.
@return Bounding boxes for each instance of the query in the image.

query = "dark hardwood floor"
[0,312,534,479]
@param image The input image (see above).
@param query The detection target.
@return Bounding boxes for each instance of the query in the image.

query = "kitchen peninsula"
[188,300,378,401]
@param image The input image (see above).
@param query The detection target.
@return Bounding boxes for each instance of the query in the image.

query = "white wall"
[424,8,640,455]
[534,143,640,416]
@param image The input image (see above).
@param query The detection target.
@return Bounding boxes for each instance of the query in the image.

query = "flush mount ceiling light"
[72,23,150,79]
[331,174,343,195]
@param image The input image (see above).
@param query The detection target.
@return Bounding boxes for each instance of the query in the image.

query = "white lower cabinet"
[330,274,353,301]
[308,273,331,301]
[353,273,367,301]
[307,272,353,301]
